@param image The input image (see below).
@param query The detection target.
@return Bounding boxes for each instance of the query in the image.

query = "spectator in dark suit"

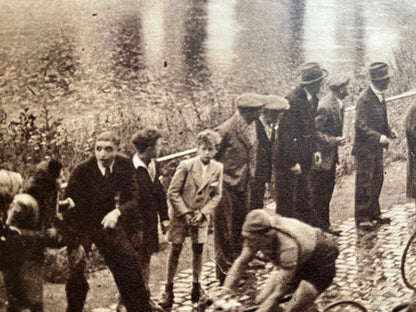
[309,76,349,235]
[130,128,169,287]
[352,62,394,231]
[260,95,290,208]
[405,101,416,201]
[214,93,268,284]
[63,131,153,312]
[275,63,327,223]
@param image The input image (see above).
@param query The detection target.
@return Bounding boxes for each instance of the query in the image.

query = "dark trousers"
[274,168,296,218]
[354,150,384,223]
[309,165,336,230]
[294,167,312,224]
[248,180,266,211]
[65,225,150,312]
[214,187,248,284]
[3,260,43,312]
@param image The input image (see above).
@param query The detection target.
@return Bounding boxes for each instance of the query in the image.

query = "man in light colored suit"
[159,129,223,308]
[309,76,349,235]
[352,62,395,230]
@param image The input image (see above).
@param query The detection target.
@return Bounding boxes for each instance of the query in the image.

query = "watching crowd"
[0,61,412,312]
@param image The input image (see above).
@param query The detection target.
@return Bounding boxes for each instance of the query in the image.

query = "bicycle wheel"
[401,230,416,290]
[322,300,368,312]
[391,302,409,312]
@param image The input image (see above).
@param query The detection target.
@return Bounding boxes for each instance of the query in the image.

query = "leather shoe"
[159,287,174,309]
[357,221,376,231]
[374,217,391,225]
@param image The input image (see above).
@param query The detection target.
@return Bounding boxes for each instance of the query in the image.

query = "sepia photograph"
[1,0,416,311]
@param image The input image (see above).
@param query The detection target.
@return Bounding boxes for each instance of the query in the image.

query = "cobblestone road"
[93,202,416,312]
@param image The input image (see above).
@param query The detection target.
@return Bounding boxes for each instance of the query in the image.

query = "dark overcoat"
[274,86,318,221]
[65,155,140,232]
[352,86,393,223]
[309,91,343,229]
[133,164,168,254]
[406,102,416,199]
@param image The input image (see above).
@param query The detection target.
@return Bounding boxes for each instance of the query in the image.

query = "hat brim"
[300,69,329,85]
[371,73,392,81]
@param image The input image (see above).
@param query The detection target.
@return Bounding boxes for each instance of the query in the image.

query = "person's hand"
[191,211,205,226]
[161,220,170,234]
[7,225,21,236]
[290,163,302,175]
[313,152,322,167]
[184,213,193,226]
[101,209,121,229]
[213,298,242,312]
[46,227,58,240]
[380,135,390,147]
[336,136,348,146]
[58,197,75,213]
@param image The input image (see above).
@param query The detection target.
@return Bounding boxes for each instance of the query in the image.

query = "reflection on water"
[288,0,305,71]
[112,14,146,89]
[183,0,210,89]
[1,0,415,120]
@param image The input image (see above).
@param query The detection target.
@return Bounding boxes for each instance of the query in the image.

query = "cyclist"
[217,209,339,312]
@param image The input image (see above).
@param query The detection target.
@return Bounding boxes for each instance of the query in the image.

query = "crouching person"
[218,209,339,312]
[159,129,223,308]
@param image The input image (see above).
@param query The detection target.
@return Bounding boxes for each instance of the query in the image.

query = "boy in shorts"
[159,129,223,308]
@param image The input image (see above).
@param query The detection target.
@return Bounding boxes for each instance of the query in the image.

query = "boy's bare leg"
[167,243,183,284]
[159,243,183,308]
[192,243,203,282]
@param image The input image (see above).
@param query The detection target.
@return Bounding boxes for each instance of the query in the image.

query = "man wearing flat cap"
[214,93,270,284]
[309,75,349,235]
[217,209,338,312]
[352,62,395,231]
[275,62,328,224]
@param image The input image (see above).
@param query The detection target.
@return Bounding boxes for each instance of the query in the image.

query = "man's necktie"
[104,166,110,180]
[270,124,276,145]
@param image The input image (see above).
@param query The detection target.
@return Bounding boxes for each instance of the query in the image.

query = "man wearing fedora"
[275,62,328,224]
[352,62,395,230]
[214,93,270,284]
[310,75,349,235]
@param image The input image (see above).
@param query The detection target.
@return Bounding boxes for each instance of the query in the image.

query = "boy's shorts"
[167,220,209,244]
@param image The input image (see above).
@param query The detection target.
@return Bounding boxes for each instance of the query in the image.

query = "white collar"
[335,96,344,108]
[132,153,156,182]
[370,83,384,102]
[97,160,114,176]
[132,153,147,169]
[304,88,313,102]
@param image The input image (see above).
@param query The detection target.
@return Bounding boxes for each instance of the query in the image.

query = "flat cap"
[242,209,272,237]
[328,75,350,90]
[263,95,290,111]
[235,93,265,109]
